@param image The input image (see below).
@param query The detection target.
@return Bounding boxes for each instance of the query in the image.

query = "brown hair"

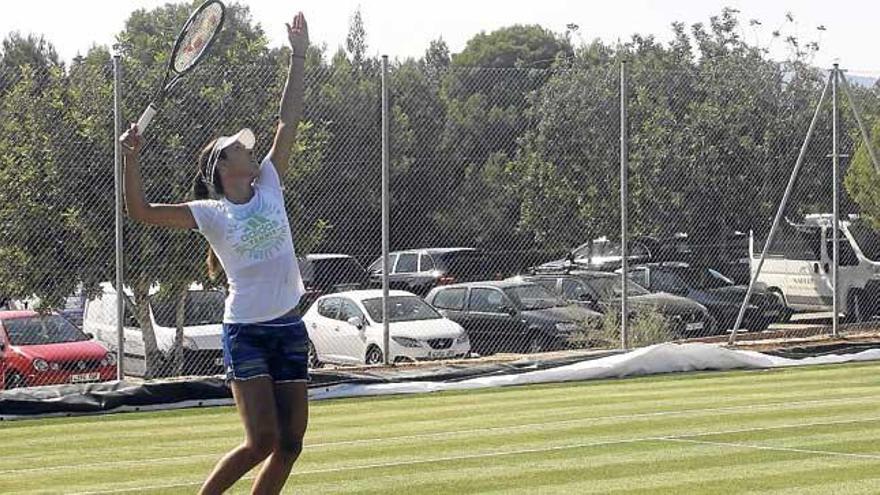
[192,139,226,279]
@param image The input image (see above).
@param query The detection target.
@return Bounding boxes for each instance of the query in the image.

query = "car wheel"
[769,289,792,324]
[847,290,867,323]
[5,371,26,390]
[365,345,384,365]
[308,339,322,369]
[526,333,547,354]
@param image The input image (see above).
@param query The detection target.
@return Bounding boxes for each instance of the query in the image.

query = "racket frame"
[135,0,226,132]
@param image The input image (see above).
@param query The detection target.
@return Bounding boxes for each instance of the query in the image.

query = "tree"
[0,32,61,72]
[504,8,838,271]
[845,120,880,228]
[423,38,450,88]
[345,7,370,73]
[0,63,85,311]
[431,25,573,265]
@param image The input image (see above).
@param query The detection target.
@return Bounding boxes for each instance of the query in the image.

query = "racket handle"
[136,104,158,134]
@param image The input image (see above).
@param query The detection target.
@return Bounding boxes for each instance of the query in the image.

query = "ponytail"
[194,139,225,280]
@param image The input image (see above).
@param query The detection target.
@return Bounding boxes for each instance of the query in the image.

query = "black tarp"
[1,351,620,418]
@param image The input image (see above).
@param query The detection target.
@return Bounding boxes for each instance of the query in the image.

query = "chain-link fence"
[1,52,880,389]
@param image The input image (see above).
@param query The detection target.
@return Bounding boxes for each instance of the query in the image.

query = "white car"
[82,282,225,377]
[303,290,470,366]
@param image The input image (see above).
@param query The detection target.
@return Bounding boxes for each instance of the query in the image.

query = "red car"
[0,310,117,390]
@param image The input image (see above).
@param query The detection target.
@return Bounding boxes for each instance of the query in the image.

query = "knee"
[245,429,279,461]
[274,434,304,460]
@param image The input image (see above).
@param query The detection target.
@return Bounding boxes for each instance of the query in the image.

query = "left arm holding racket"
[118,0,225,229]
[269,12,309,176]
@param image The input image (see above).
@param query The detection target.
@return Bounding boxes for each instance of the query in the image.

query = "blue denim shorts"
[222,312,310,383]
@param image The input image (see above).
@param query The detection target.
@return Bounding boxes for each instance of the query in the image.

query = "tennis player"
[120,12,310,495]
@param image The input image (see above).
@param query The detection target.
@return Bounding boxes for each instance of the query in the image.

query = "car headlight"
[391,336,422,348]
[101,352,118,366]
[455,333,469,345]
[33,358,49,372]
[555,322,579,332]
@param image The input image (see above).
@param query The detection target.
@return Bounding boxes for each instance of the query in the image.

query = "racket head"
[169,0,225,77]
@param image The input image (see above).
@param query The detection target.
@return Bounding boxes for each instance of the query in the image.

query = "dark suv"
[296,254,369,312]
[425,280,603,355]
[516,271,715,337]
[367,248,494,297]
[625,262,789,331]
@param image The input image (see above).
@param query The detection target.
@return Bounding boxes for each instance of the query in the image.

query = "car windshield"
[676,267,735,290]
[849,220,880,262]
[362,296,442,323]
[504,285,566,310]
[585,276,650,298]
[4,315,89,345]
[151,291,225,328]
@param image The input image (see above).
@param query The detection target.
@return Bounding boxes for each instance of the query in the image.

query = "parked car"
[515,271,715,337]
[367,248,497,297]
[82,283,225,377]
[625,262,789,331]
[0,310,117,389]
[7,286,89,329]
[534,233,751,284]
[535,236,652,272]
[751,214,880,321]
[296,253,369,312]
[425,280,604,355]
[303,290,470,366]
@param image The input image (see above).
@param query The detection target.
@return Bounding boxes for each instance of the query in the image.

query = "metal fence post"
[112,53,125,380]
[620,59,629,350]
[832,65,840,338]
[381,55,391,366]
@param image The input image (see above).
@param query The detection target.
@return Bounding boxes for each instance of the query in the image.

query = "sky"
[1,0,877,76]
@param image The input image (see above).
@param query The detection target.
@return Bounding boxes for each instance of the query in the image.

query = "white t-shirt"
[187,156,304,324]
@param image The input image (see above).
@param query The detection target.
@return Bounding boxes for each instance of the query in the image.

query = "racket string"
[174,3,223,73]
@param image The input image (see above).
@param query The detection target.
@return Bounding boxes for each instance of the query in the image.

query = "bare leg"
[251,382,309,495]
[199,377,279,495]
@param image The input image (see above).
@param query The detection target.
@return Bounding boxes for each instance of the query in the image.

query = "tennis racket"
[134,0,226,134]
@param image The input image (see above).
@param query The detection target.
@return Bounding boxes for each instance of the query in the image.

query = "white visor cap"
[208,128,256,179]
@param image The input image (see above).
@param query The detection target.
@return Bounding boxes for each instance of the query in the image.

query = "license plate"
[214,357,225,367]
[686,322,704,331]
[428,350,453,359]
[70,372,101,384]
[763,310,779,318]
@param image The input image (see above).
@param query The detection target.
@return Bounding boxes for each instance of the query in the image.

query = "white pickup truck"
[750,214,880,321]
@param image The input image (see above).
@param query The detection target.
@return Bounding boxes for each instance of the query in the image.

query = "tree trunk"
[133,276,161,379]
[173,286,187,376]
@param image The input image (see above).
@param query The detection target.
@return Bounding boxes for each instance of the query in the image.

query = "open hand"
[286,12,309,57]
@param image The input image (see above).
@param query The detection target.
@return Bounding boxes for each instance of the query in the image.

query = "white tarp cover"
[311,342,880,400]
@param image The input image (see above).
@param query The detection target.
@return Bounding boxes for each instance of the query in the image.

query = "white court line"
[663,437,880,461]
[66,415,880,495]
[5,394,880,477]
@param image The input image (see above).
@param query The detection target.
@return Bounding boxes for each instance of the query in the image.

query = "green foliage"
[845,120,880,228]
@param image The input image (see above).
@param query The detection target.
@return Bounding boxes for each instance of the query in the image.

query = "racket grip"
[136,104,158,134]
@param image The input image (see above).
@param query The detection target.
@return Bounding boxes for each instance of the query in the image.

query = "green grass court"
[4,361,880,494]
